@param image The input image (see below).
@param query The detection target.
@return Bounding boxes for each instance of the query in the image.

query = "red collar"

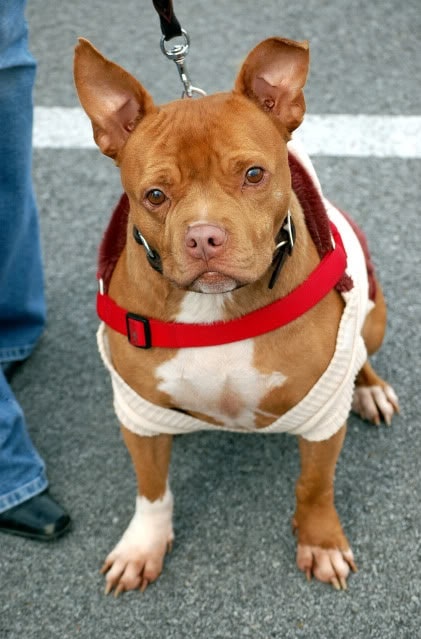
[97,221,347,349]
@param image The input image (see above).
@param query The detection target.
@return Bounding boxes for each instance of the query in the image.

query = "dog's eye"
[245,167,264,184]
[146,189,166,205]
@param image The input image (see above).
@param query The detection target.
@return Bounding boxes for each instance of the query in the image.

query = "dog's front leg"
[293,425,357,590]
[101,429,174,595]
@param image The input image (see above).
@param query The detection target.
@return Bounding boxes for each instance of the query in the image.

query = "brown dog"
[74,36,399,595]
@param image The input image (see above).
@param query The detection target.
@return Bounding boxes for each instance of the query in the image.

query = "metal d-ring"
[160,28,190,60]
[133,226,155,259]
[133,226,163,274]
[274,210,295,252]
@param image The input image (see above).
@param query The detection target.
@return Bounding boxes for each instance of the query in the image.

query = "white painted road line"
[33,107,421,158]
[299,115,421,158]
[34,107,93,149]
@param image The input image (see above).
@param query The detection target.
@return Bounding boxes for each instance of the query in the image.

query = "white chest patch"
[156,292,286,429]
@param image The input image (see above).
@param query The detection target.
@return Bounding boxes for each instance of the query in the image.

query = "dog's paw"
[296,544,357,590]
[352,384,399,426]
[101,491,174,595]
[101,537,172,595]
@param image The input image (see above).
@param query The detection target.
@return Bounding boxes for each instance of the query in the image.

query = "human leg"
[0,368,70,539]
[0,368,47,513]
[0,1,70,537]
[0,0,46,365]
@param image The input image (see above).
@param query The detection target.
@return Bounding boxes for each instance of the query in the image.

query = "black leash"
[152,0,206,98]
[152,0,182,40]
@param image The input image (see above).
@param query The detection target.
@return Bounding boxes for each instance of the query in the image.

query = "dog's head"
[74,37,309,294]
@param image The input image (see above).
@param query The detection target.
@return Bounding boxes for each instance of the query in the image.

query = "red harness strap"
[97,221,347,349]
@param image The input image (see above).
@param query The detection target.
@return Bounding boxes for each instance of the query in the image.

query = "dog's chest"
[155,293,286,429]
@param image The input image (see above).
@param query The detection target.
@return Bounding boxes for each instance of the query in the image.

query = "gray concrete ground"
[1,1,420,637]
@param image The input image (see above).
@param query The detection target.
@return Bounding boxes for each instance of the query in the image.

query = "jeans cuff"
[0,471,48,513]
[0,343,38,366]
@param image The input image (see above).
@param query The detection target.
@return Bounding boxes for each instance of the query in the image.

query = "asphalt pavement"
[1,1,420,638]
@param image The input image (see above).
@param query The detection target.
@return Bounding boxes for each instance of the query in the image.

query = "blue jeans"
[0,0,48,512]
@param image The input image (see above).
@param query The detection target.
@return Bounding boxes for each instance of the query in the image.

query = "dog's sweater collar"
[96,151,352,349]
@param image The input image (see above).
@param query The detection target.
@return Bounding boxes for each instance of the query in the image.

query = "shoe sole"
[0,518,72,542]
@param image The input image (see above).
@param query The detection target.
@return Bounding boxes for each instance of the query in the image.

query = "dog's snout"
[185,224,227,261]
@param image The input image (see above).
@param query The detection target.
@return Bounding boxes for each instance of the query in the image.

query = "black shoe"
[2,358,27,383]
[0,491,71,541]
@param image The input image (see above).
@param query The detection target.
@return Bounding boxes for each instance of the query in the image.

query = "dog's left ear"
[74,38,157,160]
[235,37,309,133]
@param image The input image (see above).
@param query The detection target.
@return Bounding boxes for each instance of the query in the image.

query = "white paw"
[296,544,357,590]
[101,486,174,595]
[352,384,399,426]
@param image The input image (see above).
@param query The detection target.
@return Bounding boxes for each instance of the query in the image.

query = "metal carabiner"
[160,29,206,98]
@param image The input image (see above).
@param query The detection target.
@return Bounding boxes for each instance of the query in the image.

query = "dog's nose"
[185,224,227,261]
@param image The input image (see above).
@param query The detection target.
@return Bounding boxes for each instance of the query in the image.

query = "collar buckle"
[126,313,152,349]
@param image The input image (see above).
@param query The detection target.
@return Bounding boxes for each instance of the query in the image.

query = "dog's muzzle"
[132,209,295,289]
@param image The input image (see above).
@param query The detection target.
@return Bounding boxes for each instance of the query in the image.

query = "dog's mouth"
[166,258,269,293]
[188,271,242,294]
[166,266,256,294]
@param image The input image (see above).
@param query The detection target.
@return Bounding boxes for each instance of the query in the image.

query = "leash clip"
[160,29,206,98]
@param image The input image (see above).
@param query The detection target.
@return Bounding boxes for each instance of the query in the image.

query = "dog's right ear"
[234,38,309,134]
[74,38,157,160]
